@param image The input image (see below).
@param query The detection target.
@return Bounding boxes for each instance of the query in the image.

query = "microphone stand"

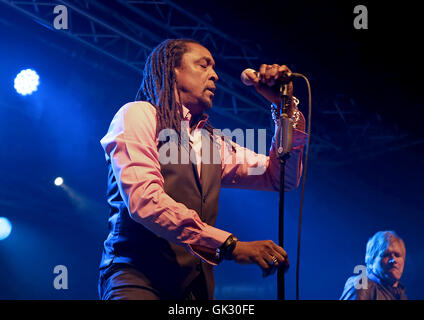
[276,82,293,301]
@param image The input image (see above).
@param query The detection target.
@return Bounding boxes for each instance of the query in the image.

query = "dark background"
[0,0,423,299]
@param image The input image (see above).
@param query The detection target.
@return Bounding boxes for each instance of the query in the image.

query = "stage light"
[54,177,64,186]
[0,217,12,240]
[14,69,40,96]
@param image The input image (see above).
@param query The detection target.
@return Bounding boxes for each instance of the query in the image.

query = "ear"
[173,68,179,88]
[174,67,180,77]
[173,67,182,88]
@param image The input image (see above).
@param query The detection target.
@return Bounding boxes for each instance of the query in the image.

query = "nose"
[210,69,219,82]
[388,254,398,265]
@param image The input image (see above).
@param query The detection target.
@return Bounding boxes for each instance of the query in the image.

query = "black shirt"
[340,272,407,300]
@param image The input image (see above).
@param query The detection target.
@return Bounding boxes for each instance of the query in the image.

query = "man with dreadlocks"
[98,39,307,300]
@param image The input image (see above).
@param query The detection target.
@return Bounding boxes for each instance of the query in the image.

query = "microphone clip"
[276,83,293,159]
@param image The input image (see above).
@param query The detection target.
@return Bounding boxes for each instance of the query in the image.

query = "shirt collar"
[368,272,406,291]
[181,104,191,121]
[181,104,209,129]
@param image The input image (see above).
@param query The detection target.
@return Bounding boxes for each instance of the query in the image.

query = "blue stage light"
[0,217,12,240]
[14,69,40,96]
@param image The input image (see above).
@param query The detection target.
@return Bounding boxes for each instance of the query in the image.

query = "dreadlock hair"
[136,38,203,140]
[136,38,233,152]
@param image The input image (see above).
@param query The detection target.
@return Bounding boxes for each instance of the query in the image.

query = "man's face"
[174,43,219,115]
[373,239,405,285]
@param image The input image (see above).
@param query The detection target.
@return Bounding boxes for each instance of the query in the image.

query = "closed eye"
[198,57,215,69]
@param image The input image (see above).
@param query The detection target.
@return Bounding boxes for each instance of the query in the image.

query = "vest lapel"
[192,161,202,192]
[199,133,221,197]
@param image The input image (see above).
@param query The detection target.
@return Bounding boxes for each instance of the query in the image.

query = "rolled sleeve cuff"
[187,226,232,265]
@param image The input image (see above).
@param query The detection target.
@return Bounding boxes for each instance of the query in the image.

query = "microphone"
[240,68,299,86]
[240,68,297,156]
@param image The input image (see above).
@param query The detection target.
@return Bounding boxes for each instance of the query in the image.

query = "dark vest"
[100,133,222,299]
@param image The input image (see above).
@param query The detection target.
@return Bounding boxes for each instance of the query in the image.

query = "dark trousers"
[98,263,209,300]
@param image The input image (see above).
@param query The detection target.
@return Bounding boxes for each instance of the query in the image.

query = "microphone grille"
[240,68,257,86]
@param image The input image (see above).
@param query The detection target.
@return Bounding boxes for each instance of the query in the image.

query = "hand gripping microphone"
[240,67,299,156]
[240,68,300,86]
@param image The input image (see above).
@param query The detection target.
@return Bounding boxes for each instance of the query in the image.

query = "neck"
[189,113,204,128]
[371,271,399,287]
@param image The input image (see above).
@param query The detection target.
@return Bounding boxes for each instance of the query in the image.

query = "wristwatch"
[217,234,239,263]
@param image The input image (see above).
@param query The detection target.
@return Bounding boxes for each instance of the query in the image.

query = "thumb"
[243,69,259,86]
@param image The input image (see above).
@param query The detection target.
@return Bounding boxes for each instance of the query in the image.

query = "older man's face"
[373,239,405,285]
[174,43,219,115]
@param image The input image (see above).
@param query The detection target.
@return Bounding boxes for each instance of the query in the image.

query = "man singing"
[98,38,307,300]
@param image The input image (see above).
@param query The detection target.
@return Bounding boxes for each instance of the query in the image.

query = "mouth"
[206,87,216,95]
[387,266,400,273]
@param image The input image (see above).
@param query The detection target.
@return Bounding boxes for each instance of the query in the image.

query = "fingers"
[266,251,285,268]
[245,68,259,85]
[260,241,289,277]
[232,240,290,277]
[257,256,271,270]
[258,64,292,87]
[268,250,289,269]
[272,242,288,262]
[259,64,267,82]
[262,251,289,278]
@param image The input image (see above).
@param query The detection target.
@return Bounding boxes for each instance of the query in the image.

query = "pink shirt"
[101,101,307,264]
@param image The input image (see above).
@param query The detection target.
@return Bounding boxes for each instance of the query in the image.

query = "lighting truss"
[1,0,421,165]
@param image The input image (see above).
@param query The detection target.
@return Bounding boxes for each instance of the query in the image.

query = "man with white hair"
[340,230,407,300]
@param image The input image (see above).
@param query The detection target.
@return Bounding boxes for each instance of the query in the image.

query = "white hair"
[365,230,405,272]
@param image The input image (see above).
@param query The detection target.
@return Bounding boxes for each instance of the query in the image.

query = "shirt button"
[196,264,201,271]
[203,196,207,203]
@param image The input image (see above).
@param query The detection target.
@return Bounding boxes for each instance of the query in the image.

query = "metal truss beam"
[1,0,421,165]
[0,0,272,129]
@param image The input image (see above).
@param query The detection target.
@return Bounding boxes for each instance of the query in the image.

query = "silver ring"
[269,255,278,266]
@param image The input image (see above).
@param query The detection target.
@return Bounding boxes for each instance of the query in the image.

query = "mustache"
[387,265,400,271]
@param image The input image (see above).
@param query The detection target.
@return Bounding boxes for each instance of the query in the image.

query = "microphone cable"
[241,68,311,299]
[294,73,312,300]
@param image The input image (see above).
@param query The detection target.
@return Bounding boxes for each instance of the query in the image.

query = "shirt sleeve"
[100,102,231,265]
[220,111,308,191]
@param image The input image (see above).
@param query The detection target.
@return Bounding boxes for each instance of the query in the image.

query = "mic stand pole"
[276,83,293,301]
